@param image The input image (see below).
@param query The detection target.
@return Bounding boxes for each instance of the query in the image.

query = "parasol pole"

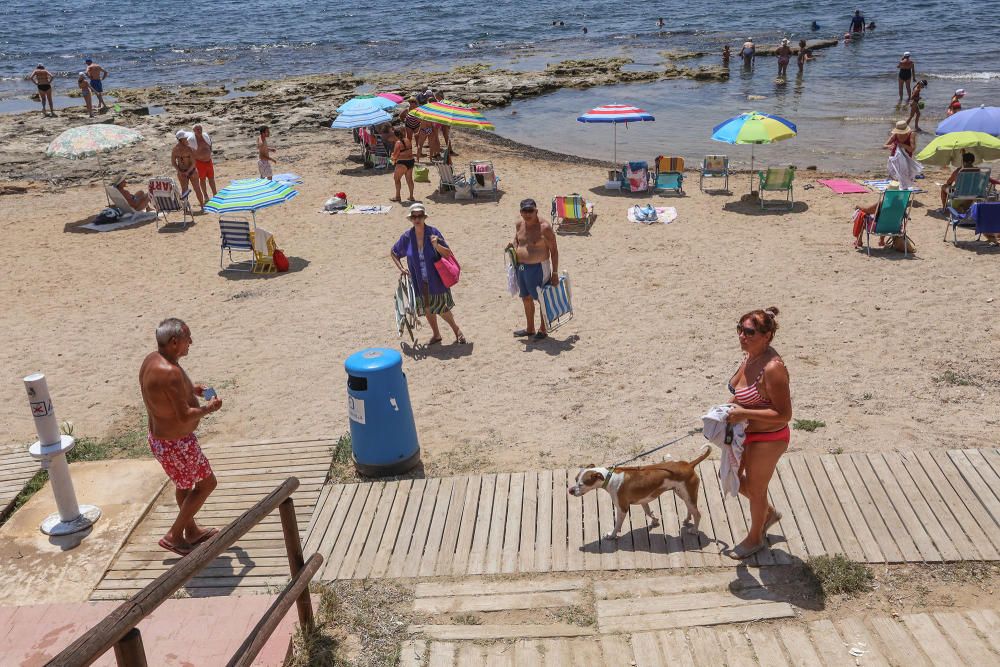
[97,151,112,206]
[613,123,617,166]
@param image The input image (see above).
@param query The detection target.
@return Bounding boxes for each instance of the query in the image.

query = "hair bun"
[764,306,780,318]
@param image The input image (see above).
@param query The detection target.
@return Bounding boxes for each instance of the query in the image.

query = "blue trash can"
[345,348,421,476]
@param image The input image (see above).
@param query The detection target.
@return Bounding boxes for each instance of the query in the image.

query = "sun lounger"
[551,194,595,234]
[653,156,684,195]
[866,189,912,256]
[947,168,992,210]
[758,167,795,209]
[700,155,730,192]
[103,185,158,226]
[148,177,193,229]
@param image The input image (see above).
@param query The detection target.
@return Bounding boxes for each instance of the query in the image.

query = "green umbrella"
[915,131,1000,167]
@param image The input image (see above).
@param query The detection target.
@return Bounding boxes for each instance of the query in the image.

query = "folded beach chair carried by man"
[551,194,596,234]
[620,161,651,194]
[945,201,1000,245]
[700,155,730,192]
[653,156,685,195]
[946,168,992,210]
[148,177,193,229]
[758,166,795,209]
[469,160,500,200]
[866,188,912,256]
[535,272,574,333]
[218,216,255,272]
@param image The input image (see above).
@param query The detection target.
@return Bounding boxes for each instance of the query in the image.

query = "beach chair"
[551,194,596,234]
[947,168,992,210]
[535,272,574,333]
[435,162,467,194]
[148,177,193,229]
[370,136,391,171]
[653,156,685,196]
[248,228,277,274]
[866,189,912,256]
[469,160,500,199]
[945,201,1000,245]
[218,217,255,271]
[700,155,730,192]
[105,185,141,216]
[620,161,651,194]
[758,167,795,209]
[395,273,419,342]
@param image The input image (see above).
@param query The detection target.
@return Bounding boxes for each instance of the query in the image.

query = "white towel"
[701,404,747,497]
[253,227,273,254]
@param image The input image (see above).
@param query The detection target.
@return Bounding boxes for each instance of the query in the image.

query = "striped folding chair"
[535,272,574,333]
[219,217,254,271]
[551,194,596,234]
[149,177,193,229]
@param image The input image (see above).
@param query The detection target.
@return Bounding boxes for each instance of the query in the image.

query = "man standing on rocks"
[192,124,217,198]
[139,318,221,556]
[84,59,110,112]
[172,131,205,210]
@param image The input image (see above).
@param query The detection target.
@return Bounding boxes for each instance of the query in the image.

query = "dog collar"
[601,467,614,489]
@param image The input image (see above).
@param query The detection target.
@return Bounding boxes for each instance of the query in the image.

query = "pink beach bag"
[434,254,461,288]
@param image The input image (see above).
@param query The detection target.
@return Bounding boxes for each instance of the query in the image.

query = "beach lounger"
[620,161,651,194]
[470,160,500,200]
[103,185,157,226]
[218,217,255,271]
[947,168,991,210]
[551,194,595,234]
[866,189,912,256]
[700,155,730,192]
[536,272,574,333]
[148,177,193,229]
[249,228,277,274]
[653,156,685,195]
[945,201,1000,245]
[758,167,795,209]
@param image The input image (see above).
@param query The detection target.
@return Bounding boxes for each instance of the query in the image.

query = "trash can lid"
[345,348,403,374]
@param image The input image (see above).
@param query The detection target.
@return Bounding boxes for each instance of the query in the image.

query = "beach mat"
[861,179,925,194]
[273,173,303,184]
[320,204,393,215]
[818,178,869,194]
[627,206,677,224]
[81,212,157,232]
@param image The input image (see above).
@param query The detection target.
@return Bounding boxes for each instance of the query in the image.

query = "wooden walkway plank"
[398,639,426,667]
[901,613,964,665]
[952,449,1000,522]
[598,635,633,663]
[656,629,696,667]
[865,616,931,666]
[630,632,663,667]
[409,624,595,640]
[500,472,524,574]
[484,641,515,667]
[456,642,486,667]
[919,452,1000,558]
[965,609,1000,655]
[333,482,384,580]
[569,637,603,664]
[386,478,427,578]
[932,611,996,665]
[598,602,794,633]
[880,452,962,562]
[404,478,443,578]
[687,626,726,665]
[775,458,825,557]
[833,617,890,667]
[867,453,943,561]
[822,454,899,563]
[701,461,733,566]
[847,453,923,561]
[650,482,687,568]
[368,478,413,579]
[511,640,542,667]
[314,484,360,576]
[581,486,602,571]
[518,470,538,573]
[597,589,788,620]
[550,469,569,572]
[595,483,622,570]
[901,451,983,561]
[788,455,844,557]
[701,460,738,557]
[776,625,822,665]
[414,578,585,598]
[533,470,553,573]
[542,639,572,667]
[765,455,809,562]
[807,619,854,667]
[428,641,457,667]
[622,504,646,570]
[804,455,866,561]
[419,478,455,577]
[566,473,585,572]
[433,476,469,577]
[448,475,481,576]
[967,448,1000,498]
[746,626,790,667]
[466,474,496,576]
[668,486,704,568]
[718,627,757,667]
[413,590,583,614]
[483,473,510,575]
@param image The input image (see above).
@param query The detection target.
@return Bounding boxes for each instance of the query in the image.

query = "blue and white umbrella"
[204,178,298,226]
[330,103,393,129]
[936,105,1000,137]
[337,95,398,114]
[576,104,655,164]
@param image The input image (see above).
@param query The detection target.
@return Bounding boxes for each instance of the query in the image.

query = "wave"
[926,71,1000,81]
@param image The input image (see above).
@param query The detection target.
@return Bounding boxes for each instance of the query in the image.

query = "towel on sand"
[273,173,303,184]
[81,212,157,232]
[861,179,925,193]
[320,205,393,215]
[627,206,678,224]
[818,178,869,194]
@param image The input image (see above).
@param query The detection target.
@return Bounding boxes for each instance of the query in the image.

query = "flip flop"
[428,337,443,345]
[513,329,534,337]
[727,541,766,560]
[190,527,219,546]
[455,334,468,344]
[158,537,193,557]
[534,332,548,340]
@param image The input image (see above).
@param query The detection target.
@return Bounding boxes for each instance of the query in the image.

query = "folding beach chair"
[620,161,651,194]
[758,167,795,209]
[395,273,419,342]
[435,162,467,194]
[945,201,1000,245]
[469,160,500,200]
[947,168,991,210]
[535,272,574,333]
[218,217,255,271]
[653,156,685,196]
[148,177,193,229]
[866,189,912,256]
[700,155,730,192]
[551,194,596,234]
[249,228,278,274]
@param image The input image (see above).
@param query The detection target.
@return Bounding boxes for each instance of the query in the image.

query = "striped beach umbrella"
[337,95,398,114]
[330,104,393,129]
[711,111,797,190]
[576,104,655,165]
[409,100,494,130]
[204,178,298,225]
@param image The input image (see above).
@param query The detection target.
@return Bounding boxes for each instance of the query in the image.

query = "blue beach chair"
[946,168,991,210]
[536,272,574,333]
[653,156,685,195]
[219,217,255,271]
[945,201,1000,245]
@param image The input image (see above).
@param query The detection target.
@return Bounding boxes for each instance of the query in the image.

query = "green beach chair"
[866,189,912,257]
[758,167,795,209]
[947,168,991,210]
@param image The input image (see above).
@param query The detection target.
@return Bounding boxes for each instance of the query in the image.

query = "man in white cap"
[171,130,205,209]
[897,51,915,103]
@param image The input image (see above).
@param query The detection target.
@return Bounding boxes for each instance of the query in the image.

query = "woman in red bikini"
[725,306,793,559]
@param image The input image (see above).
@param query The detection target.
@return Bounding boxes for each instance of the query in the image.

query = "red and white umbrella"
[577,104,655,164]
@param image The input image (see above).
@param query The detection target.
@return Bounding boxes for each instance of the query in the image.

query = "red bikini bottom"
[744,426,790,444]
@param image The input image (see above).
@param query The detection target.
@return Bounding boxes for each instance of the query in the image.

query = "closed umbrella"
[45,124,145,204]
[204,178,298,227]
[916,131,1000,167]
[577,104,655,165]
[711,111,797,191]
[337,95,398,114]
[935,105,1000,136]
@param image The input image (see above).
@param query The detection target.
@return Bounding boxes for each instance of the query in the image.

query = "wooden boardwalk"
[0,445,40,521]
[91,437,335,599]
[309,448,1000,579]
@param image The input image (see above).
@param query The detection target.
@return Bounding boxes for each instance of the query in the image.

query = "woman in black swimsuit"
[29,64,55,117]
[391,127,416,202]
[897,52,915,103]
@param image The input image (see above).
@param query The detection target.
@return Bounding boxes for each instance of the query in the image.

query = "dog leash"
[611,428,701,468]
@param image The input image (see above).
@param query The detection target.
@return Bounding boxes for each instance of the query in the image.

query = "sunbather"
[112,176,151,212]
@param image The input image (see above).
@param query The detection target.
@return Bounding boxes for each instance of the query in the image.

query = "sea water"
[1,0,996,169]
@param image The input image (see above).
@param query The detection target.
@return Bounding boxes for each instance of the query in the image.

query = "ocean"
[2,0,997,169]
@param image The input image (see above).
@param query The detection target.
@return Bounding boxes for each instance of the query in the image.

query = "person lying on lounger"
[113,176,151,212]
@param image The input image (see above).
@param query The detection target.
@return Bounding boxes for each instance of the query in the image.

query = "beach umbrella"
[45,124,145,204]
[377,92,405,104]
[915,131,1000,167]
[203,178,298,226]
[935,105,1000,137]
[330,103,393,129]
[576,104,655,165]
[711,111,797,190]
[409,100,495,131]
[336,95,398,114]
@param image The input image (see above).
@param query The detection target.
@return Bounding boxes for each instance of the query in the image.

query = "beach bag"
[434,254,461,287]
[273,249,289,272]
[413,166,430,182]
[891,236,916,254]
[94,207,123,224]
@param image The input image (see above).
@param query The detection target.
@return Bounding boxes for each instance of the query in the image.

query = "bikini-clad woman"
[391,127,416,202]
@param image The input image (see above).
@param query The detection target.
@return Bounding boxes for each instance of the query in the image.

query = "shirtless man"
[740,38,755,69]
[257,126,277,180]
[172,131,205,208]
[509,198,559,340]
[139,318,222,556]
[84,59,110,112]
[192,124,217,197]
[28,64,55,116]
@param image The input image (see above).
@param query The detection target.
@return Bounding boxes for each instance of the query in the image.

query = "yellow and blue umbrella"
[712,111,797,190]
[916,131,1000,167]
[204,178,298,225]
[409,100,494,130]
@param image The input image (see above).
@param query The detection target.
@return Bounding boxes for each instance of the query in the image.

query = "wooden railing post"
[112,628,147,667]
[279,497,315,631]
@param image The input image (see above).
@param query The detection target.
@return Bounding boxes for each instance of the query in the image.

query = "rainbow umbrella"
[916,131,1000,167]
[204,178,298,226]
[577,104,655,165]
[711,111,797,190]
[409,100,494,131]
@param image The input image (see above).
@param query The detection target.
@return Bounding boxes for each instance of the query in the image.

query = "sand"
[2,126,999,477]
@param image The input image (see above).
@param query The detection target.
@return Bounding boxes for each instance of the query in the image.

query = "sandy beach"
[3,111,999,476]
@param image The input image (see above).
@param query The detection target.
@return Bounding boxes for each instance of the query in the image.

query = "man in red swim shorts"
[139,317,223,555]
[191,124,218,198]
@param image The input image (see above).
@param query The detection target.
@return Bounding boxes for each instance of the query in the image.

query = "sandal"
[158,537,193,556]
[428,336,443,345]
[727,541,766,560]
[513,329,534,337]
[763,509,783,535]
[534,331,548,340]
[189,527,218,546]
[455,333,468,344]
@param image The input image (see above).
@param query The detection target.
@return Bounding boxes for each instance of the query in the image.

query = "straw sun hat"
[891,120,912,135]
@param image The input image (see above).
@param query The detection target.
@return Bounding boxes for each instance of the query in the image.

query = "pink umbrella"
[377,92,404,104]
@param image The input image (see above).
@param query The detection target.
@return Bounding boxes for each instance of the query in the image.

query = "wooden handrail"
[48,477,302,667]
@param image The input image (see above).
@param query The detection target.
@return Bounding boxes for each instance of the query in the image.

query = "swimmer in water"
[868,21,876,30]
[811,20,820,31]
[722,45,731,66]
[582,26,588,34]
[740,37,756,68]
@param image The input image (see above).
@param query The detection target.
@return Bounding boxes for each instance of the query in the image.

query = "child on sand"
[947,89,965,116]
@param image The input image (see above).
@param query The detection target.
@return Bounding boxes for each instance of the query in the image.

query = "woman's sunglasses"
[736,325,759,337]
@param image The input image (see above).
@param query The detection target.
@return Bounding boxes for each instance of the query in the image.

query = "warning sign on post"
[348,396,366,424]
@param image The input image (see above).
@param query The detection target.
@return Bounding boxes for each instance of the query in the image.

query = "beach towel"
[273,173,303,184]
[861,179,925,194]
[818,178,869,194]
[320,204,393,215]
[80,212,157,232]
[886,150,923,189]
[627,206,678,224]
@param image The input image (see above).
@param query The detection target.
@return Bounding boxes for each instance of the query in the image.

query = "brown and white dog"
[568,444,711,540]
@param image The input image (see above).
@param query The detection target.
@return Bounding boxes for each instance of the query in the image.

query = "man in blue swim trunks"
[509,198,559,340]
[84,58,110,112]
